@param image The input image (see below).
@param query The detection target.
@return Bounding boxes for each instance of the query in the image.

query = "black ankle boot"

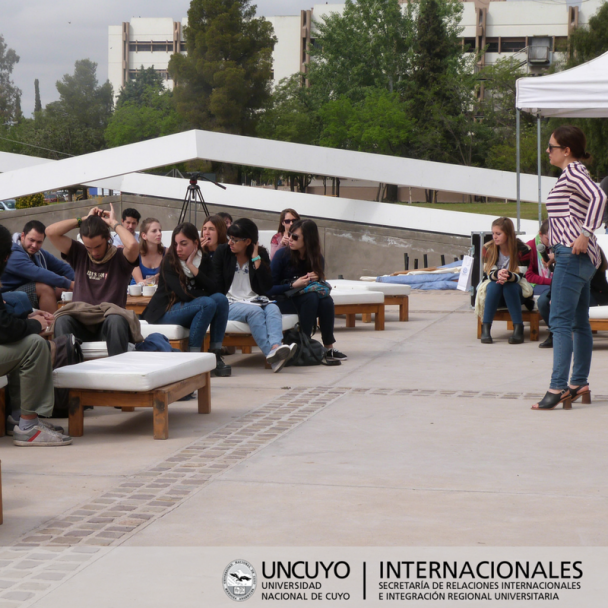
[210,349,232,377]
[509,323,524,344]
[539,332,553,349]
[480,322,493,344]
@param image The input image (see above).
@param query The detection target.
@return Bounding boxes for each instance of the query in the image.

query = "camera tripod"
[178,173,227,226]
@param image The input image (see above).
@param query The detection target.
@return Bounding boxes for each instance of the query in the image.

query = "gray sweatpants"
[0,334,54,417]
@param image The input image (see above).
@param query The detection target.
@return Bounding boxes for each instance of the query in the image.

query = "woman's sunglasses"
[228,236,246,244]
[283,219,295,225]
[288,233,300,242]
[547,144,565,151]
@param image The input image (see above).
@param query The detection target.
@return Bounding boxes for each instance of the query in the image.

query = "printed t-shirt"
[63,240,137,308]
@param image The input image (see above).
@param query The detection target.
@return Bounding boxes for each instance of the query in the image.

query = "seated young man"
[0,224,71,447]
[112,208,141,248]
[0,220,75,313]
[46,204,139,355]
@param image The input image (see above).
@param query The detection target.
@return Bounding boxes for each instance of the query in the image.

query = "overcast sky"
[2,0,342,117]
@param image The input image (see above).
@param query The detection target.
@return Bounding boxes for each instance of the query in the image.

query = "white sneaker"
[7,415,65,437]
[13,424,72,447]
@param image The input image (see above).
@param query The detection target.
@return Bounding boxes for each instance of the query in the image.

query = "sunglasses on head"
[289,233,300,242]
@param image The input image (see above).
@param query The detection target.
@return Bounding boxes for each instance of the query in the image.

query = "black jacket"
[212,244,273,296]
[141,253,217,324]
[0,297,42,344]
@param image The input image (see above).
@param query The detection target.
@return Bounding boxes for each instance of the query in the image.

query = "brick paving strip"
[1,385,604,607]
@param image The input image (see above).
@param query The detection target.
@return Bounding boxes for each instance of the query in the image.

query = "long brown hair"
[483,217,519,274]
[289,219,325,280]
[139,218,165,256]
[201,215,228,252]
[163,222,201,306]
[277,208,301,234]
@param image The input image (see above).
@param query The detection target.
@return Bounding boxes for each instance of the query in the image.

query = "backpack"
[282,325,340,367]
[50,334,83,417]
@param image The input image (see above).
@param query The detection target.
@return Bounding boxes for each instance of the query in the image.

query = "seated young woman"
[268,219,347,362]
[201,215,228,259]
[270,208,300,260]
[480,217,533,345]
[141,222,231,376]
[213,218,297,372]
[132,217,165,285]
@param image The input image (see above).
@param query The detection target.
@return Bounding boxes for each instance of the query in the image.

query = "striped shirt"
[546,161,607,268]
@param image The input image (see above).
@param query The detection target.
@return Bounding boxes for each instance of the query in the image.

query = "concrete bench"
[53,352,216,440]
[203,314,299,357]
[332,289,386,331]
[476,308,540,341]
[329,279,410,322]
[80,322,190,360]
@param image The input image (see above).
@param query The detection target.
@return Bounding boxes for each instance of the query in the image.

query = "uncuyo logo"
[223,560,257,602]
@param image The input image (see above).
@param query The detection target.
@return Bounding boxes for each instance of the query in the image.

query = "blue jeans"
[229,302,284,357]
[537,289,551,328]
[549,244,596,389]
[156,293,229,349]
[483,280,524,324]
[2,292,33,318]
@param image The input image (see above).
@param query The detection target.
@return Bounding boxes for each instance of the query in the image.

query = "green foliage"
[169,0,276,136]
[34,78,41,113]
[105,66,186,147]
[16,193,47,209]
[0,34,21,125]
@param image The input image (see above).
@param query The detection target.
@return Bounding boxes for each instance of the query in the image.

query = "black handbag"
[282,325,340,367]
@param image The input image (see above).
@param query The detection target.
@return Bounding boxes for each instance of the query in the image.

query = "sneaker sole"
[271,357,289,373]
[211,369,232,377]
[13,437,73,447]
[267,346,291,365]
[327,356,348,362]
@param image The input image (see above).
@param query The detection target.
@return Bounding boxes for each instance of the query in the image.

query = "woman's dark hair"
[217,212,233,223]
[228,218,259,259]
[139,218,165,256]
[540,219,549,235]
[288,219,325,280]
[277,208,300,234]
[80,215,111,242]
[0,224,13,278]
[201,215,228,252]
[553,125,591,161]
[163,223,201,305]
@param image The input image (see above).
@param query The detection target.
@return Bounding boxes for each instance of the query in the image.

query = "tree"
[105,67,186,147]
[308,0,413,104]
[34,79,42,113]
[0,34,21,125]
[169,0,276,136]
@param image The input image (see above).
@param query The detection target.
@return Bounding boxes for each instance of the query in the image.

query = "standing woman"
[269,219,347,362]
[141,222,231,377]
[132,218,165,285]
[270,209,300,260]
[532,125,607,410]
[201,215,228,259]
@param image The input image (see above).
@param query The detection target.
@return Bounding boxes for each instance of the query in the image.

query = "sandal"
[531,390,572,410]
[566,385,591,404]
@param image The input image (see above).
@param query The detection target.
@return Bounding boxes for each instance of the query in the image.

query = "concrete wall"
[0,195,469,279]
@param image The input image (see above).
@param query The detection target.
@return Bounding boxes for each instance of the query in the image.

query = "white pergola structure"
[0,130,549,237]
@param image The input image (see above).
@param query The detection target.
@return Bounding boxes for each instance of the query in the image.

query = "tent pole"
[516,109,521,232]
[537,114,542,227]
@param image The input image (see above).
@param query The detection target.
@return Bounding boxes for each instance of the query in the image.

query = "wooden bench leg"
[345,314,356,328]
[507,320,514,330]
[241,346,252,354]
[477,316,482,339]
[374,306,385,331]
[361,313,372,323]
[0,461,3,525]
[198,372,211,414]
[122,407,135,412]
[400,297,409,322]
[153,392,169,440]
[0,388,5,438]
[530,317,539,342]
[68,393,84,437]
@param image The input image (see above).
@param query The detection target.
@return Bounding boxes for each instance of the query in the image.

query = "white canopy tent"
[515,50,608,230]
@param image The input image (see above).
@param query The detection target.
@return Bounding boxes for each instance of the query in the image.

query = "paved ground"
[1,290,607,606]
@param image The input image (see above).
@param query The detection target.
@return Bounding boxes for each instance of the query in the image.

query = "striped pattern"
[546,161,607,268]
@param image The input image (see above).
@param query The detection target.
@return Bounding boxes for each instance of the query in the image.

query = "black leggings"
[276,292,336,346]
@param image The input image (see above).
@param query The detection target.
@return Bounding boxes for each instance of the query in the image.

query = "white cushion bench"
[80,322,190,360]
[329,279,410,322]
[589,306,608,332]
[331,289,386,331]
[53,352,216,440]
